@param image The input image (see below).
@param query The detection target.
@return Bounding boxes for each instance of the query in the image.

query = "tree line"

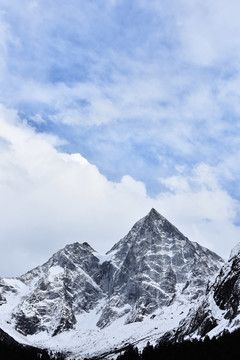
[115,328,240,360]
[0,341,65,360]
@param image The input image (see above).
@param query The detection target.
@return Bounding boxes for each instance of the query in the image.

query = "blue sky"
[1,0,240,275]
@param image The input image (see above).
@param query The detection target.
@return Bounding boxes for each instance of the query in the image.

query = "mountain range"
[0,208,240,359]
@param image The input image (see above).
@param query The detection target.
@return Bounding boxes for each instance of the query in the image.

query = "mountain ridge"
[0,208,228,359]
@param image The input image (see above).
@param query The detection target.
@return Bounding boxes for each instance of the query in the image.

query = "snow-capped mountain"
[0,209,225,358]
[96,208,223,328]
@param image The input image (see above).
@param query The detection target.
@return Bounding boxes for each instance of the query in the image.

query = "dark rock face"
[15,312,42,335]
[166,243,240,341]
[172,299,218,341]
[0,209,224,337]
[213,255,240,320]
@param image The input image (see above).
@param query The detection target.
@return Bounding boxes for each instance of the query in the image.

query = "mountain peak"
[108,208,182,256]
[140,208,178,236]
[145,208,166,222]
[148,207,160,217]
[97,208,224,329]
[81,242,96,252]
[59,241,96,255]
[230,242,240,260]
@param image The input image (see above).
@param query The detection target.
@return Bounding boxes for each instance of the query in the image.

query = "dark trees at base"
[115,328,240,360]
[0,327,65,359]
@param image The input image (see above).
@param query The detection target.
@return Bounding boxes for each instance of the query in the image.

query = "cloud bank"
[0,106,239,276]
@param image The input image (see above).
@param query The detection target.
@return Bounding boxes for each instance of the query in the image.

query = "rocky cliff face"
[163,243,240,342]
[0,209,224,343]
[213,244,240,321]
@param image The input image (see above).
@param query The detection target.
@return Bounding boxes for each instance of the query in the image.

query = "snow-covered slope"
[0,209,224,359]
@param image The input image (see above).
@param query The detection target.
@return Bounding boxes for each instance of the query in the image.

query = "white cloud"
[0,105,153,276]
[158,164,240,258]
[0,106,240,277]
[29,113,46,124]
